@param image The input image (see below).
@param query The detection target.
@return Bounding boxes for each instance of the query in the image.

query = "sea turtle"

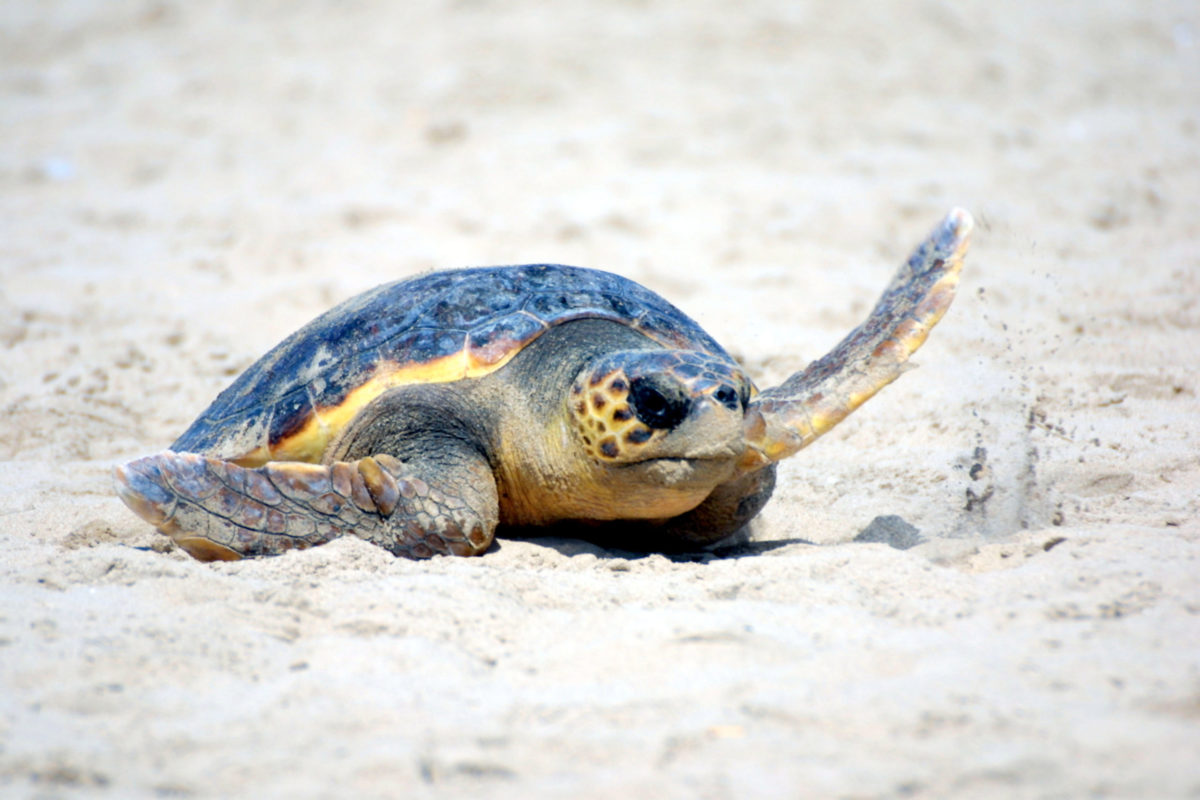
[114,209,972,561]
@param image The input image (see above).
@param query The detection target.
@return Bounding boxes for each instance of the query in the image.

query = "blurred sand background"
[2,1,1198,797]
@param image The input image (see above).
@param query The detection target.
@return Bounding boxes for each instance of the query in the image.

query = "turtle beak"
[683,394,746,460]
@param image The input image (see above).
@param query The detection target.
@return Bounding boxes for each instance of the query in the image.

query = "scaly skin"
[738,208,972,474]
[113,452,495,560]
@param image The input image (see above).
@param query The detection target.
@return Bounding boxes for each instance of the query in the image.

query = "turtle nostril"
[715,386,740,410]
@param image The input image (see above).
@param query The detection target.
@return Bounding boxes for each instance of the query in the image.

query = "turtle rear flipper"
[740,208,972,472]
[113,451,497,560]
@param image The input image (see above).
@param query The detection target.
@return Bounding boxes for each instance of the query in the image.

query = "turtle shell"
[173,264,732,466]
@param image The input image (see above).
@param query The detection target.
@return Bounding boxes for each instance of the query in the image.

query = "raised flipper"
[113,450,498,561]
[738,208,972,474]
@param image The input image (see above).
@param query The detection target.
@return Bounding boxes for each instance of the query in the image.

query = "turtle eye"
[629,375,690,430]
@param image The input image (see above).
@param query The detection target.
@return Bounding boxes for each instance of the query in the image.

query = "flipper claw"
[112,459,177,528]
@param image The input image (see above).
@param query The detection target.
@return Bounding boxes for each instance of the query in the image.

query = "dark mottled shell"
[173,264,729,461]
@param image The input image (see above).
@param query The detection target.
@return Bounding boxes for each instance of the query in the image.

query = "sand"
[2,1,1198,797]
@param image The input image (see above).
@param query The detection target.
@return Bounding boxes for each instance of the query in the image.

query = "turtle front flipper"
[113,451,498,561]
[739,208,973,473]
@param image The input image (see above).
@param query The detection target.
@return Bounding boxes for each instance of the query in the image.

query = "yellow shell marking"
[233,346,525,467]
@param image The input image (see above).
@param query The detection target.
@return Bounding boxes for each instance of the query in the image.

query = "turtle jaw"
[600,395,745,509]
[559,386,746,521]
[578,447,740,523]
[621,451,738,493]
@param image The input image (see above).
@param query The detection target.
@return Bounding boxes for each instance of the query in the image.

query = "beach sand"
[2,2,1198,797]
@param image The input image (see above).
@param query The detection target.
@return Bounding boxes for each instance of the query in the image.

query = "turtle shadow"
[499,513,928,564]
[497,530,814,564]
[664,538,816,563]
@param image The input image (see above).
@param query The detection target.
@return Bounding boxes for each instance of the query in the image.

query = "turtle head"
[567,350,752,503]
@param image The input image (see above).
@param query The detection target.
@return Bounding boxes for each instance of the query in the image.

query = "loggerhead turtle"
[114,209,972,561]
